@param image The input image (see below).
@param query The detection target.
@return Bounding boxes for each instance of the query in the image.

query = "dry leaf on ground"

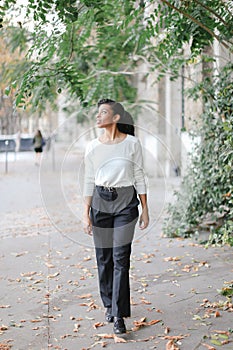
[20,271,37,277]
[73,323,81,332]
[96,333,114,339]
[163,334,190,341]
[140,298,151,304]
[164,257,181,262]
[114,335,127,343]
[166,340,180,350]
[93,322,104,329]
[0,306,11,309]
[77,293,92,299]
[202,344,216,350]
[132,317,161,331]
[79,300,99,311]
[0,344,12,350]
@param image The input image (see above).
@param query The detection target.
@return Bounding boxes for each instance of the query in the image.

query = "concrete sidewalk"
[0,144,232,350]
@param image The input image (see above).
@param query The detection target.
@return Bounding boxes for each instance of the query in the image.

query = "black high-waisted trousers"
[90,185,139,318]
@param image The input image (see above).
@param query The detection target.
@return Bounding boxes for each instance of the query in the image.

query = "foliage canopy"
[1,0,233,243]
[1,0,232,108]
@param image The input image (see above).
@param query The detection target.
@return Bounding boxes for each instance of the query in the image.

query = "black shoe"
[113,317,126,334]
[105,308,114,323]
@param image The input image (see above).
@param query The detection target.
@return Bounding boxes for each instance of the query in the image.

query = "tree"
[0,36,27,134]
[1,0,144,110]
[1,0,232,242]
[1,1,232,105]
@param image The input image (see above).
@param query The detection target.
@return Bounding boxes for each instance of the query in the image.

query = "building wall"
[136,62,184,178]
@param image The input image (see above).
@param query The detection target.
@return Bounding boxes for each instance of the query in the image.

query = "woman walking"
[32,129,45,165]
[83,99,149,334]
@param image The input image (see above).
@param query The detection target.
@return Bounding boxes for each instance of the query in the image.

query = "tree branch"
[160,0,232,51]
[219,0,233,18]
[192,0,231,29]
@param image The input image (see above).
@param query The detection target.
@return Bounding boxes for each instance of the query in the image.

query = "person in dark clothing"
[33,129,45,165]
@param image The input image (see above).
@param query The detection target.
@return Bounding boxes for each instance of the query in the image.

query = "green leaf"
[5,86,11,96]
[210,339,222,346]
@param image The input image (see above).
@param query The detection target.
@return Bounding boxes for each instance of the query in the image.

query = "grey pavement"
[0,144,232,350]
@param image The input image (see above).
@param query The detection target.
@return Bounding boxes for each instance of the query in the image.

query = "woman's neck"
[99,126,126,144]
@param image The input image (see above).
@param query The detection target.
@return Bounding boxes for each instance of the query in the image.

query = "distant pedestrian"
[32,129,45,165]
[83,99,149,334]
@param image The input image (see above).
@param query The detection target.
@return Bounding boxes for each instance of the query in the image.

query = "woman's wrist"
[138,193,148,209]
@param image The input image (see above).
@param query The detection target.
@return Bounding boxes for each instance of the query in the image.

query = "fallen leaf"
[214,311,221,317]
[0,305,11,309]
[182,265,192,272]
[73,323,80,332]
[164,257,181,262]
[193,314,202,321]
[47,272,60,278]
[45,262,55,268]
[30,319,43,323]
[213,330,229,335]
[14,251,28,257]
[88,341,108,348]
[93,322,104,329]
[130,298,138,305]
[142,253,155,259]
[77,294,92,299]
[100,342,108,348]
[156,309,163,313]
[53,306,61,311]
[202,343,216,350]
[79,300,99,311]
[60,334,72,339]
[132,317,161,331]
[148,320,161,326]
[163,335,190,341]
[96,334,114,339]
[210,339,222,346]
[166,339,180,350]
[0,343,12,350]
[140,298,151,305]
[33,279,44,284]
[83,256,92,261]
[20,271,37,277]
[199,261,209,267]
[129,336,156,343]
[114,335,127,343]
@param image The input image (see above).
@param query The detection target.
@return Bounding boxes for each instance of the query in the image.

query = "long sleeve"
[83,143,95,196]
[133,139,147,194]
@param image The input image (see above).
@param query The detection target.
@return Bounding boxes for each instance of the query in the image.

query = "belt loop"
[107,186,115,192]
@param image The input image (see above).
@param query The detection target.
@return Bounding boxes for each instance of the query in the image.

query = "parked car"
[19,134,34,151]
[0,135,16,152]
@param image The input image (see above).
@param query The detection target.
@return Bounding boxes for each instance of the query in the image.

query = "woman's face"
[96,104,116,128]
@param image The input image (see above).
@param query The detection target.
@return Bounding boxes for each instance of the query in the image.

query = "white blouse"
[83,134,147,196]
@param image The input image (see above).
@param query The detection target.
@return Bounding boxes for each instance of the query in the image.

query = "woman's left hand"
[139,206,149,230]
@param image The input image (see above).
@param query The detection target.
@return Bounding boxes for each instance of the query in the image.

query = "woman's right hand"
[83,213,93,235]
[83,198,93,235]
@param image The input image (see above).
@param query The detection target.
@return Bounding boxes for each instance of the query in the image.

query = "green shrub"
[163,63,233,246]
